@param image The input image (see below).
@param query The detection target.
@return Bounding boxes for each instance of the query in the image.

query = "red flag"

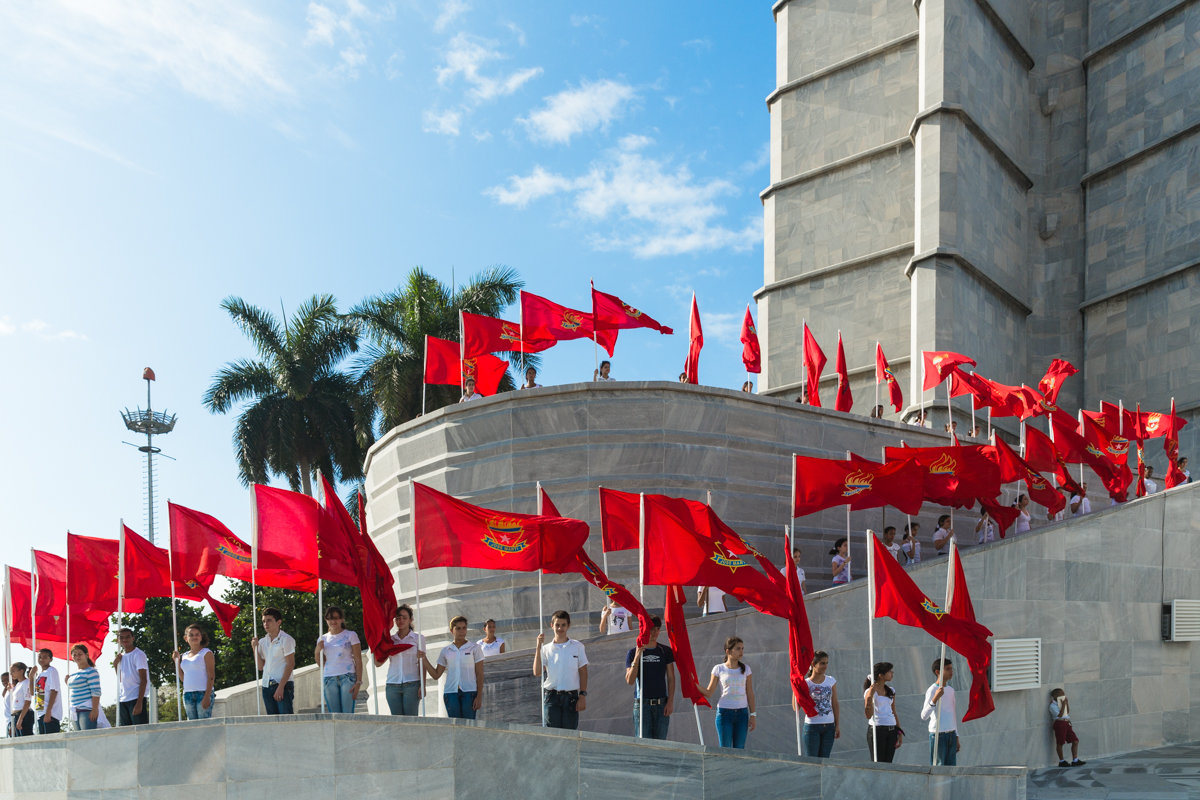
[949,548,995,720]
[253,483,320,583]
[884,445,1002,507]
[784,534,817,717]
[871,536,994,719]
[793,454,925,516]
[7,566,109,659]
[1136,439,1148,498]
[461,311,554,357]
[1025,426,1083,497]
[592,284,674,336]
[460,353,509,396]
[991,437,1065,515]
[1166,398,1187,489]
[802,323,826,406]
[1080,413,1132,467]
[1052,415,1130,501]
[521,291,618,354]
[834,332,852,413]
[413,482,589,572]
[950,369,1037,419]
[423,335,509,395]
[663,584,711,708]
[683,294,702,384]
[599,488,641,552]
[977,496,1021,538]
[740,305,761,374]
[875,343,903,413]
[922,351,976,391]
[1140,408,1188,440]
[66,533,145,614]
[1037,359,1077,404]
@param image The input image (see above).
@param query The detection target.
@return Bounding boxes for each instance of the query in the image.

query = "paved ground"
[1028,743,1200,799]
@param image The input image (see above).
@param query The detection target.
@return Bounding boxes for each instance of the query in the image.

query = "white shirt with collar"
[1070,495,1091,515]
[437,640,483,693]
[257,630,296,687]
[920,682,958,733]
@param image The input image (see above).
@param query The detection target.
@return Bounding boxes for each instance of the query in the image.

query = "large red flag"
[1037,359,1078,404]
[1080,413,1132,467]
[7,566,109,660]
[1140,408,1188,440]
[413,482,589,572]
[802,323,826,406]
[663,584,711,708]
[32,550,67,619]
[834,332,852,413]
[1053,415,1130,500]
[784,534,817,717]
[592,284,674,336]
[253,483,320,583]
[871,536,994,719]
[922,351,976,391]
[461,311,554,357]
[950,369,1037,419]
[1166,398,1187,488]
[740,305,761,374]
[521,291,618,354]
[875,343,903,413]
[66,533,145,614]
[683,294,702,384]
[423,336,509,395]
[599,488,641,552]
[977,496,1021,538]
[884,445,1002,507]
[1136,439,1148,498]
[948,547,995,721]
[793,454,925,516]
[991,437,1066,516]
[1025,425,1083,497]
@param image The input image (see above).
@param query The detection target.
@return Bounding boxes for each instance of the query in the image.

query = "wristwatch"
[579,690,588,696]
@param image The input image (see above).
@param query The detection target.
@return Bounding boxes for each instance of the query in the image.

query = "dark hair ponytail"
[863,661,896,697]
[830,537,847,555]
[723,636,746,673]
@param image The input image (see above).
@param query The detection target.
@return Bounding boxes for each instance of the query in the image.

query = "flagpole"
[874,341,880,415]
[536,481,546,728]
[637,493,645,740]
[458,310,466,401]
[945,377,953,442]
[599,485,610,579]
[933,539,957,765]
[591,278,600,378]
[30,550,37,736]
[987,406,992,440]
[165,516,182,721]
[801,319,807,404]
[786,525,803,757]
[65,547,71,730]
[422,336,428,416]
[116,520,125,728]
[313,478,327,714]
[410,479,425,717]
[2,568,11,699]
[250,486,263,716]
[866,522,877,761]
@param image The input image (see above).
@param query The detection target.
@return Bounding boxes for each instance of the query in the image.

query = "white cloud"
[682,38,712,52]
[570,14,602,28]
[472,130,493,142]
[485,138,761,258]
[304,0,392,79]
[422,108,462,136]
[436,33,542,102]
[519,79,635,145]
[700,311,740,345]
[0,316,15,335]
[1,318,88,341]
[434,0,469,33]
[505,22,526,47]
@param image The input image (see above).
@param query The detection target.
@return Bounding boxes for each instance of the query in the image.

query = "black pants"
[119,699,150,725]
[14,714,34,737]
[867,726,900,762]
[37,717,60,735]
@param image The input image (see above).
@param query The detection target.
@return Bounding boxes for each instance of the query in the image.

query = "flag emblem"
[1146,414,1162,433]
[1085,444,1104,459]
[621,303,644,319]
[1040,399,1057,412]
[929,453,957,475]
[462,358,477,378]
[500,323,521,343]
[483,518,530,553]
[216,544,251,564]
[560,311,583,331]
[1028,473,1048,491]
[920,598,947,619]
[842,469,874,497]
[710,545,747,571]
[882,366,897,385]
[1108,436,1129,456]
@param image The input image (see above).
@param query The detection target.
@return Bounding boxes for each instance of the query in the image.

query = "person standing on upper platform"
[594,361,614,381]
[114,628,150,725]
[252,607,296,715]
[920,658,960,765]
[624,615,675,739]
[533,610,588,729]
[459,377,482,403]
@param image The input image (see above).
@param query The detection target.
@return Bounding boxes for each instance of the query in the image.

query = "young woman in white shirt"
[68,644,103,730]
[424,615,485,719]
[9,663,33,736]
[173,624,215,720]
[863,661,904,762]
[697,636,755,749]
[315,606,362,714]
[1014,494,1032,534]
[476,619,506,657]
[830,538,851,584]
[385,604,425,716]
[801,651,839,757]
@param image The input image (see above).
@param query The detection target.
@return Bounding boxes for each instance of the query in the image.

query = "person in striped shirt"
[68,645,103,730]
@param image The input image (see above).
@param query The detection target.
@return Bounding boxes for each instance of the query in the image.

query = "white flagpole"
[536,481,546,728]
[874,341,880,416]
[637,493,646,739]
[459,310,466,401]
[65,545,71,730]
[250,486,263,716]
[599,485,610,578]
[165,507,182,720]
[987,406,992,440]
[801,319,808,404]
[866,524,877,761]
[945,377,953,442]
[116,520,126,727]
[314,478,327,713]
[422,336,428,416]
[30,549,38,736]
[2,568,11,694]
[933,540,957,765]
[410,480,425,717]
[787,524,802,757]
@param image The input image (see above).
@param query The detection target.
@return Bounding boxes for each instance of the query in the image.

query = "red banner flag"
[884,445,1002,508]
[599,487,641,552]
[922,351,976,391]
[1025,426,1083,497]
[1037,359,1077,404]
[740,305,761,374]
[949,547,995,721]
[520,291,618,354]
[793,454,925,517]
[977,496,1021,538]
[1052,415,1130,501]
[1140,408,1188,440]
[784,534,817,717]
[949,369,1038,419]
[462,311,554,357]
[1166,398,1187,489]
[253,483,320,581]
[413,482,589,572]
[684,294,702,384]
[834,332,852,413]
[423,336,509,395]
[872,536,994,719]
[7,566,109,660]
[66,533,145,614]
[875,343,903,413]
[1136,439,1148,498]
[802,323,826,406]
[1080,413,1132,467]
[991,437,1066,516]
[592,284,674,336]
[663,584,711,708]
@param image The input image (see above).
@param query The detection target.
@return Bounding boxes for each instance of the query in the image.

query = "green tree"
[350,266,534,432]
[204,295,372,496]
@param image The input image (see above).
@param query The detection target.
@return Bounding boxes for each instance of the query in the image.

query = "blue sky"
[0,1,773,668]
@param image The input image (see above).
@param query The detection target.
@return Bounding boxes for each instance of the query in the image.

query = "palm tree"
[204,295,372,496]
[351,265,535,432]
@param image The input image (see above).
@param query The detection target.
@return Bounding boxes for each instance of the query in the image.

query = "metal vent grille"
[1171,600,1200,641]
[992,638,1041,692]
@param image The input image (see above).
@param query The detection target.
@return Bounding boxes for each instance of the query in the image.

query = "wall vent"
[1166,600,1200,641]
[991,638,1041,692]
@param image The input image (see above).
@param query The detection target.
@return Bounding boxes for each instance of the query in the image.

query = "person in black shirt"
[624,615,675,739]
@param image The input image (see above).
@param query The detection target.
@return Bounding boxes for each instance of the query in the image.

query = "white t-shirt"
[1145,479,1159,494]
[321,630,361,677]
[699,587,726,614]
[933,527,953,552]
[902,540,921,564]
[804,675,836,724]
[595,375,615,382]
[1070,495,1091,516]
[1015,510,1031,533]
[921,683,957,733]
[604,606,632,635]
[865,689,896,726]
[386,631,426,684]
[2,685,12,724]
[884,542,903,561]
[180,649,212,693]
[11,680,30,718]
[519,383,542,389]
[711,662,751,710]
[257,630,296,687]
[436,641,483,693]
[34,665,64,720]
[540,639,588,691]
[117,647,150,702]
[459,393,482,403]
[795,566,807,592]
[832,554,851,583]
[476,638,505,658]
[977,516,996,544]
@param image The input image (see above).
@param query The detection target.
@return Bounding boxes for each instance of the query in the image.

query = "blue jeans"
[74,710,98,730]
[803,722,836,757]
[262,681,294,715]
[182,691,212,720]
[323,673,356,714]
[386,681,421,716]
[542,690,579,730]
[443,690,477,719]
[930,730,958,765]
[714,707,749,749]
[633,700,671,739]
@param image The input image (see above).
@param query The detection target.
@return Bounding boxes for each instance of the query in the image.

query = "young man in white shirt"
[920,658,961,766]
[1070,483,1091,516]
[425,615,485,719]
[459,377,482,403]
[251,607,296,715]
[533,610,588,729]
[32,649,63,734]
[1144,466,1159,494]
[698,586,727,615]
[114,628,150,725]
